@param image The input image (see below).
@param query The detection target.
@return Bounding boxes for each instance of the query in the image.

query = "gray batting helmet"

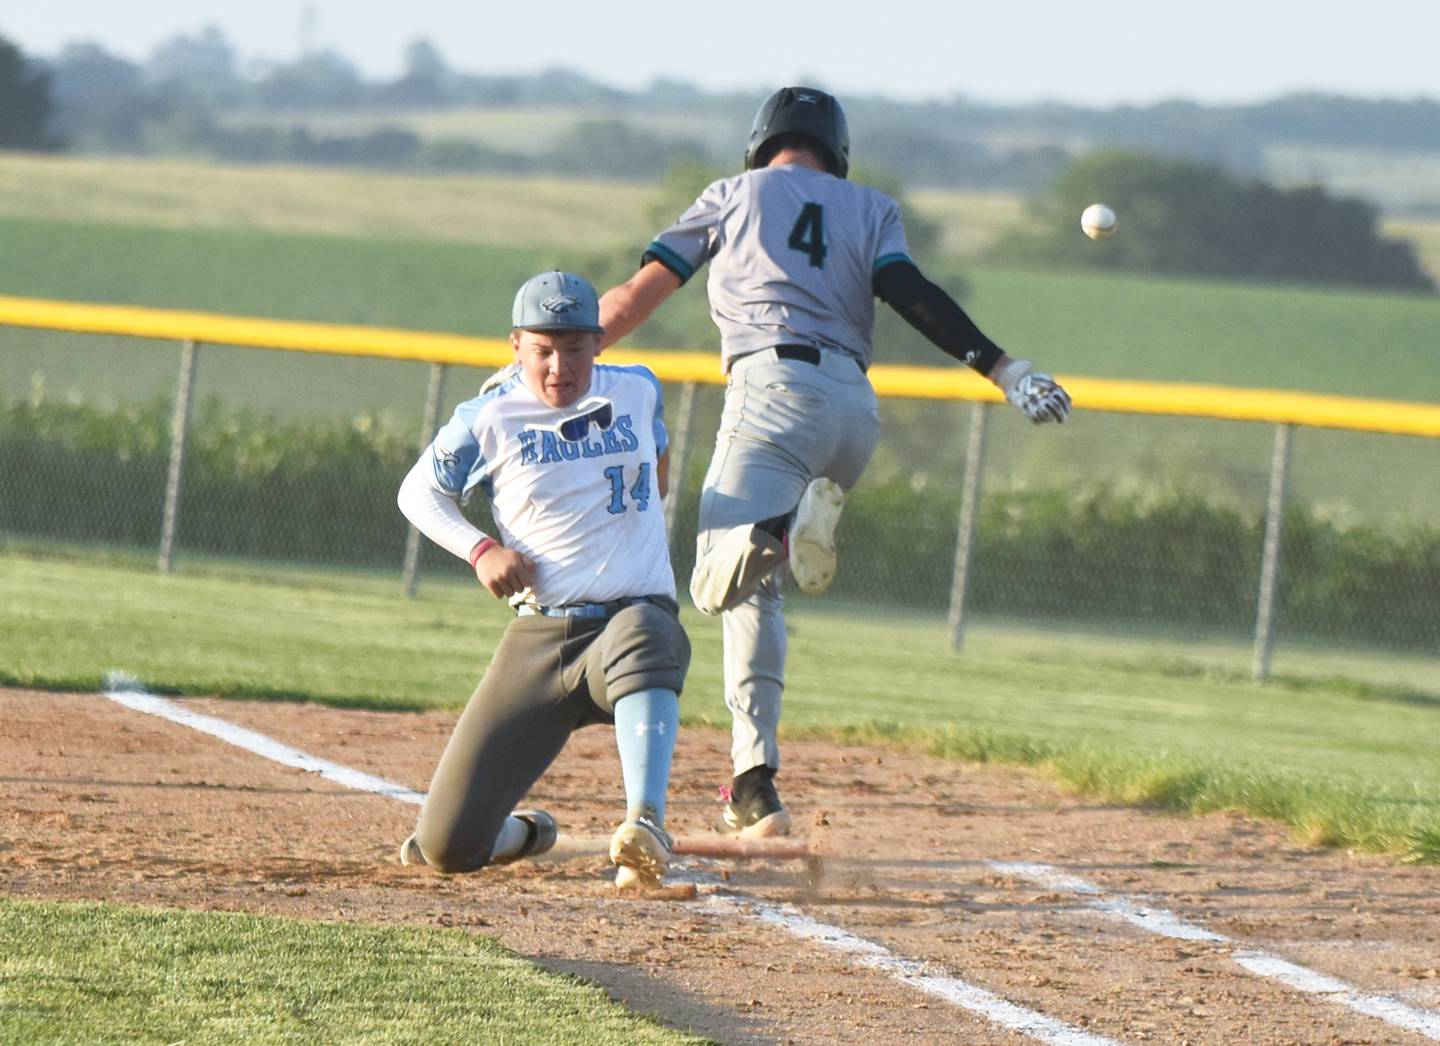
[512,271,604,333]
[744,86,850,179]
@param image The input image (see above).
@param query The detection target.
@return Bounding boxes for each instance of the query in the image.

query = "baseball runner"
[396,270,690,890]
[599,87,1070,837]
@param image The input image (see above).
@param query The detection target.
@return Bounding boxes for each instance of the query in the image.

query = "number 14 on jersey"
[604,463,652,514]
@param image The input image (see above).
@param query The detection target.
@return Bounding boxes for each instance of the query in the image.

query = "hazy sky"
[6,1,1440,107]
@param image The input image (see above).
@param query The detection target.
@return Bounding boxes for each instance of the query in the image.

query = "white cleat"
[720,803,793,839]
[399,833,426,866]
[610,816,672,890]
[789,478,845,595]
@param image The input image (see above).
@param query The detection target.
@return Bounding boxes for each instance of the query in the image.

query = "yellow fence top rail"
[4,293,1440,439]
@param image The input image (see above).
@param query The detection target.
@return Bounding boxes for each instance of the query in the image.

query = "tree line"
[7,27,1440,186]
[0,29,1432,291]
[989,152,1433,291]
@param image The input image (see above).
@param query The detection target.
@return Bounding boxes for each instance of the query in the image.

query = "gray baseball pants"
[414,597,689,873]
[689,348,879,776]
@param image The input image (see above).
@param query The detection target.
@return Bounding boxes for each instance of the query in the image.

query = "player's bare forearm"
[657,450,670,500]
[599,262,682,349]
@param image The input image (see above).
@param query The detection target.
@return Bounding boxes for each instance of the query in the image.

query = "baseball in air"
[1080,203,1118,240]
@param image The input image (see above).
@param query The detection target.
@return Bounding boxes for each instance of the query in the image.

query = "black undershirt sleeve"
[872,260,1004,376]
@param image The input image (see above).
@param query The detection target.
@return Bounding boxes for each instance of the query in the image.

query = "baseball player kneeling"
[395,270,689,890]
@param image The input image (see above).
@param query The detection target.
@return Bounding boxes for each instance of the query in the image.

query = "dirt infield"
[4,687,1438,1044]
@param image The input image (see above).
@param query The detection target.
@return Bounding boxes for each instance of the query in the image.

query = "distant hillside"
[23,26,1440,213]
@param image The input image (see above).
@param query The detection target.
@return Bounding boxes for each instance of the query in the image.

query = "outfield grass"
[4,210,1439,402]
[0,898,709,1045]
[3,153,1440,403]
[3,551,1435,861]
[967,266,1440,399]
[6,151,1439,275]
[0,215,557,332]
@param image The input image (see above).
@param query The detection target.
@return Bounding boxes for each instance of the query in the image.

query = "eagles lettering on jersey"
[422,363,676,606]
[518,415,640,466]
[429,371,666,501]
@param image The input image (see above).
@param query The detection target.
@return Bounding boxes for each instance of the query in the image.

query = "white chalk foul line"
[710,895,1122,1046]
[992,860,1440,1041]
[103,680,425,806]
[102,682,1123,1046]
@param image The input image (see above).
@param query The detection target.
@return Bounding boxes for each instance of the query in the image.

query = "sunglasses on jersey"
[533,397,614,442]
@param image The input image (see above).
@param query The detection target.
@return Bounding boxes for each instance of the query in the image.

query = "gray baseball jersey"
[645,164,912,372]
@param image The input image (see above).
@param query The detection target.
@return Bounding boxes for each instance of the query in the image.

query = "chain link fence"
[3,325,1438,693]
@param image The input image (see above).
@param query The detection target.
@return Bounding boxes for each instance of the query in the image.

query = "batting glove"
[991,358,1071,425]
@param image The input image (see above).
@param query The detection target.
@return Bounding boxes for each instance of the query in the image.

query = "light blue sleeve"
[427,397,491,502]
[630,366,668,457]
[606,365,669,456]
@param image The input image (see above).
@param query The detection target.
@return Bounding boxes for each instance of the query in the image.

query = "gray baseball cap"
[512,270,604,333]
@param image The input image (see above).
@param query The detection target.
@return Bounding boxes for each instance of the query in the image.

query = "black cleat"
[490,809,558,865]
[719,766,792,838]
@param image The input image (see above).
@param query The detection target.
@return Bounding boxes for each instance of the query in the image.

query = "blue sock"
[613,687,679,826]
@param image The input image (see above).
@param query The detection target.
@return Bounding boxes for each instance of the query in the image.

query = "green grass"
[8,151,1435,281]
[0,215,555,332]
[966,266,1440,400]
[4,210,1439,403]
[3,550,1436,862]
[0,898,710,1045]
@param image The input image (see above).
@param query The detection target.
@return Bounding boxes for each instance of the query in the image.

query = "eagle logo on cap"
[540,294,582,315]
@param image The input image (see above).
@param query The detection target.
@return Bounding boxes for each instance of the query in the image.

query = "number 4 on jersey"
[788,203,826,268]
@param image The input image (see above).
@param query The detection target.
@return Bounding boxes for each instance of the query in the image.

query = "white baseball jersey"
[645,164,912,372]
[399,364,675,607]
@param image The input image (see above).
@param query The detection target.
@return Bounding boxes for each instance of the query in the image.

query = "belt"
[516,595,655,619]
[772,343,865,374]
[774,343,822,365]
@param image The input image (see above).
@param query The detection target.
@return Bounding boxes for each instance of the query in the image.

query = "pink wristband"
[468,537,498,568]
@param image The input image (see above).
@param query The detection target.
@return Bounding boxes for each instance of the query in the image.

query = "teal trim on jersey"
[873,252,913,274]
[644,241,695,284]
